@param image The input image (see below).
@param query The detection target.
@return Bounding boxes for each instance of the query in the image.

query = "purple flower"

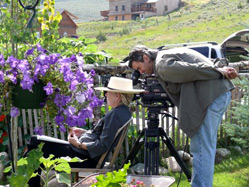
[17,59,30,73]
[0,71,5,83]
[66,115,78,127]
[34,64,48,80]
[49,53,61,65]
[63,70,74,82]
[64,106,76,116]
[7,56,19,69]
[76,70,86,83]
[21,74,34,91]
[44,82,53,95]
[37,53,50,65]
[59,57,72,65]
[55,88,60,92]
[90,69,95,77]
[76,55,84,66]
[77,107,93,126]
[85,88,94,100]
[59,125,66,132]
[84,78,94,88]
[69,80,78,91]
[36,44,47,53]
[54,93,70,107]
[70,55,76,62]
[0,54,5,66]
[25,48,34,57]
[90,96,104,108]
[7,74,17,84]
[34,127,44,135]
[75,93,86,104]
[59,60,71,74]
[10,107,20,118]
[55,114,64,125]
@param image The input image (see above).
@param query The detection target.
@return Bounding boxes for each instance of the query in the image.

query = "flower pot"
[12,81,47,109]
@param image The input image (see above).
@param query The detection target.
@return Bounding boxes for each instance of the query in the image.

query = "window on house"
[165,5,168,11]
[122,5,125,11]
[122,15,125,20]
[115,16,118,21]
[115,6,118,11]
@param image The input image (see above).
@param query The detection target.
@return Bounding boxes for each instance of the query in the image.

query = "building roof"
[59,9,78,28]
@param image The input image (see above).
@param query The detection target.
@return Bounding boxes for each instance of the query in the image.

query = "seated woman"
[24,76,144,186]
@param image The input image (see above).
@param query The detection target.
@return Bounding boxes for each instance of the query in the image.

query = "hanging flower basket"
[11,81,47,109]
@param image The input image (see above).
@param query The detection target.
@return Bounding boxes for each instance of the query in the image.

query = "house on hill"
[37,9,78,38]
[58,10,78,38]
[101,0,180,21]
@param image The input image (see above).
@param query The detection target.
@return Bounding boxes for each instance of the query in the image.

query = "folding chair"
[71,117,133,183]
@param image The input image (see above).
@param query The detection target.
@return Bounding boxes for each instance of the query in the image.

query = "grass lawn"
[168,151,249,187]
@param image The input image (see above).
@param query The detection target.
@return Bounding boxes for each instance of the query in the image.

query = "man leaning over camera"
[124,45,238,187]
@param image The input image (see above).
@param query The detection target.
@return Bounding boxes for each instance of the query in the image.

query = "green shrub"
[237,2,243,9]
[96,31,107,42]
[119,28,130,36]
[223,77,249,149]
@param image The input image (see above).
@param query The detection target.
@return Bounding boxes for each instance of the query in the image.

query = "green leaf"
[16,158,28,166]
[4,166,11,173]
[54,162,71,174]
[92,163,131,187]
[56,172,71,186]
[40,154,55,168]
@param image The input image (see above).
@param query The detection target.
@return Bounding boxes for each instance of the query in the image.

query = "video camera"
[131,70,174,108]
[131,70,175,128]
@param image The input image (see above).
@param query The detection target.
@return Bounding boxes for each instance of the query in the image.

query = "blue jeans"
[190,91,231,187]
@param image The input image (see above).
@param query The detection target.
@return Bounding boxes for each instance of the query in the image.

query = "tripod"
[122,110,192,181]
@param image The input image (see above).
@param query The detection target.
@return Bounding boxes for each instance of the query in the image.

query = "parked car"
[158,29,249,63]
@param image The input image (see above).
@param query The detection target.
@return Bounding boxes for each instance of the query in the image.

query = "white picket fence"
[9,86,243,151]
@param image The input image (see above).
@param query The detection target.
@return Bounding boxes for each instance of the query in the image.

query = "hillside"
[55,0,108,22]
[76,0,249,63]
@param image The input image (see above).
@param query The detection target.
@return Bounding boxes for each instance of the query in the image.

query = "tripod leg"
[121,129,145,167]
[144,128,161,175]
[159,128,192,181]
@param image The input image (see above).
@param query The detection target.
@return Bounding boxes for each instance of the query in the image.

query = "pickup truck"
[158,29,249,63]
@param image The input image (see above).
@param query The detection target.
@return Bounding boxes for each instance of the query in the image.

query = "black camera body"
[131,70,174,108]
[136,76,174,108]
[131,70,175,128]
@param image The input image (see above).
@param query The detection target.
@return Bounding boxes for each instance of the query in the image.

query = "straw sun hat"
[94,77,144,94]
